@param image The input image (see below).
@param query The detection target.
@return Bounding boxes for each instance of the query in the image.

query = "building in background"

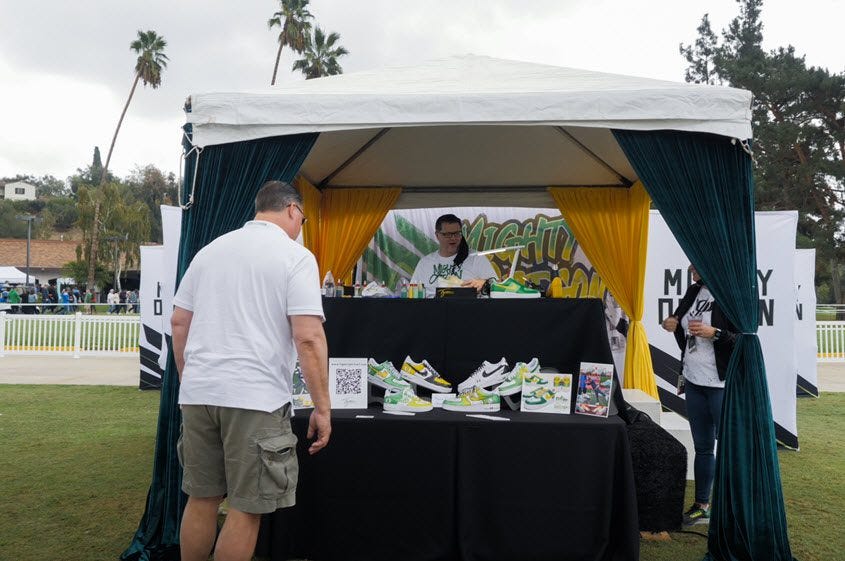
[1,181,37,201]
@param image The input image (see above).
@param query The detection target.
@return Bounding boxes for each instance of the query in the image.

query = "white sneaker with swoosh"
[457,358,509,392]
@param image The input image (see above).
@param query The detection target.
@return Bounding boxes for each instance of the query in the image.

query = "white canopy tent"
[123,55,793,561]
[0,266,27,284]
[186,55,753,208]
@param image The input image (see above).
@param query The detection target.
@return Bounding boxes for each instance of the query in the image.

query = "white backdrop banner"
[795,249,818,397]
[157,205,183,370]
[643,210,799,449]
[139,245,165,389]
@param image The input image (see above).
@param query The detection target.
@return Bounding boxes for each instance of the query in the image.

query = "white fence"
[2,311,845,362]
[0,312,140,357]
[817,321,845,362]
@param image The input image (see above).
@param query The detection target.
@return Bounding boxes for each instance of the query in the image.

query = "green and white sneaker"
[368,358,411,391]
[523,387,556,410]
[383,387,433,413]
[442,386,501,412]
[489,278,541,299]
[496,358,541,396]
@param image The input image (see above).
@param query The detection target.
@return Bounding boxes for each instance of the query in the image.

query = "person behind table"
[660,263,736,526]
[411,214,497,298]
[172,179,332,561]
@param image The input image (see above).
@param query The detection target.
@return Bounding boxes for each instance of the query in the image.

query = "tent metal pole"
[554,127,633,187]
[318,128,391,189]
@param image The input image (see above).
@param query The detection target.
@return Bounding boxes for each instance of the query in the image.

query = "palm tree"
[268,0,313,85]
[88,30,167,291]
[292,26,349,79]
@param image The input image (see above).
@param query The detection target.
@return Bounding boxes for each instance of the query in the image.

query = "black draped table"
[322,297,626,410]
[256,409,639,561]
[256,298,639,561]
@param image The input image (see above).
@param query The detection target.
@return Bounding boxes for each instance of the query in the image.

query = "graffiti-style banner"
[359,207,604,299]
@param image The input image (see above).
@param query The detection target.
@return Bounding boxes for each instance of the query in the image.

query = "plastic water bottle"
[323,271,335,297]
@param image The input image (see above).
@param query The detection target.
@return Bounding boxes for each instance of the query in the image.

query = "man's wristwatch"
[712,328,722,341]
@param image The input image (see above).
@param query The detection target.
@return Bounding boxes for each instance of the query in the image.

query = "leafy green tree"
[681,0,845,303]
[47,198,79,231]
[268,0,313,85]
[62,259,111,290]
[72,147,113,195]
[89,30,167,290]
[126,165,178,243]
[0,201,28,238]
[292,26,349,79]
[77,182,151,290]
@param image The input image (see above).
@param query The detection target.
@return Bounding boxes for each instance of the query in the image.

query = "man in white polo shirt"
[171,180,331,561]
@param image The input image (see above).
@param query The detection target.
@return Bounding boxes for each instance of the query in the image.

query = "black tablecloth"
[255,298,638,560]
[321,297,625,414]
[256,409,639,561]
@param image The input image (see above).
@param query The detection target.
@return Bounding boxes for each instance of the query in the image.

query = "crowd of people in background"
[0,284,140,315]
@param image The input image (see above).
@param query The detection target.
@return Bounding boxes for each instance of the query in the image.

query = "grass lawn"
[1,386,843,561]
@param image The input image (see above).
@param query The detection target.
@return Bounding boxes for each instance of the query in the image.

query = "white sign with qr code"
[328,358,368,409]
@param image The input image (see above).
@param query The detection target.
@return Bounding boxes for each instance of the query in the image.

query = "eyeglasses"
[437,230,462,239]
[289,203,307,226]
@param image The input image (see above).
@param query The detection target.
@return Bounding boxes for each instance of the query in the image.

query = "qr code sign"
[335,367,363,395]
[329,358,368,409]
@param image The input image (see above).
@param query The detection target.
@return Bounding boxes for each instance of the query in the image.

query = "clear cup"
[688,317,703,336]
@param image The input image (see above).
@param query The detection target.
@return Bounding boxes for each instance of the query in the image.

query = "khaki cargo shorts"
[177,403,298,514]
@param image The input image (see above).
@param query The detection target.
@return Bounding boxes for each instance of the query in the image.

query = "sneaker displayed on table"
[523,387,556,410]
[401,357,453,392]
[383,387,433,413]
[489,278,541,299]
[442,387,501,412]
[368,358,411,391]
[682,504,711,526]
[496,358,541,396]
[457,358,510,392]
[523,372,548,386]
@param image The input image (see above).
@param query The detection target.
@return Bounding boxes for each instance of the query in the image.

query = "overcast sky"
[1,0,842,182]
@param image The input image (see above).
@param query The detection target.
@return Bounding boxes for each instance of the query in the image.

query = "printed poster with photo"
[329,358,368,409]
[575,362,614,418]
[520,373,573,414]
[291,360,313,410]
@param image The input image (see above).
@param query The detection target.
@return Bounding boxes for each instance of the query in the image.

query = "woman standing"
[661,264,737,526]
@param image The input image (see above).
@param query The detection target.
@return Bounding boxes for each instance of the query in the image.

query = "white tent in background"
[0,266,27,284]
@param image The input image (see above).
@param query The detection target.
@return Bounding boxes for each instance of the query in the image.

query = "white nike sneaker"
[457,358,509,392]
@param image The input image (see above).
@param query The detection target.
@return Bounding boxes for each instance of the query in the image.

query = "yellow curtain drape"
[294,175,322,253]
[549,181,659,399]
[317,187,401,283]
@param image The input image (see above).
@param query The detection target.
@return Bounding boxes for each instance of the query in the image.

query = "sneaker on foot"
[383,387,433,413]
[442,386,501,412]
[682,504,710,526]
[457,358,509,392]
[368,358,411,391]
[401,356,453,392]
[496,358,541,396]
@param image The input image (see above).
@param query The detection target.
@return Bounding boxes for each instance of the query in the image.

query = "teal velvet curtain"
[613,129,794,561]
[121,129,318,561]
